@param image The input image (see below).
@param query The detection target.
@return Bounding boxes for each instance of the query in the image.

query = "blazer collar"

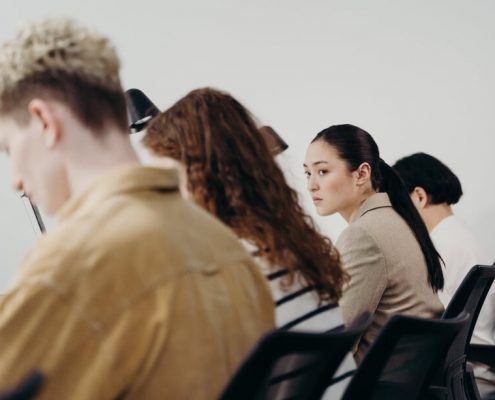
[352,192,392,222]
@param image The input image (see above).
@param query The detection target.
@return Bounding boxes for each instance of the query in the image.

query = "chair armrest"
[467,344,495,368]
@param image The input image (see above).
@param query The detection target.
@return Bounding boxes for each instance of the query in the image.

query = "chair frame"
[432,265,495,400]
[219,313,372,400]
[0,370,43,400]
[342,312,469,400]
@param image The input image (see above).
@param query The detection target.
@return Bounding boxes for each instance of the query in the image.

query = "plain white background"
[0,0,494,291]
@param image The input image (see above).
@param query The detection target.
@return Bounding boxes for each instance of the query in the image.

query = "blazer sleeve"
[336,224,387,328]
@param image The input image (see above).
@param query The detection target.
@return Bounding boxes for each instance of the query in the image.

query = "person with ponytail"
[304,124,444,362]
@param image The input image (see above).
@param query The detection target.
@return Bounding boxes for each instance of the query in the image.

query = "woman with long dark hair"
[304,124,444,362]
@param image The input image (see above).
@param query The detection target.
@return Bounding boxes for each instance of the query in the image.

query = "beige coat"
[0,166,275,399]
[337,192,444,362]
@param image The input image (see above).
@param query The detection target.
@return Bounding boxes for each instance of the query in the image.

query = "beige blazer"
[337,192,444,362]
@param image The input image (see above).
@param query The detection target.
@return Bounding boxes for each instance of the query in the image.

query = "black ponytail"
[312,124,444,292]
[378,160,444,291]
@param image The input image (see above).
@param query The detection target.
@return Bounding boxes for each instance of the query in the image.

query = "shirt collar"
[352,192,392,222]
[56,164,179,223]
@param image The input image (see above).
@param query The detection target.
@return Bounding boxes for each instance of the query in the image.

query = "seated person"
[142,88,352,398]
[304,124,444,362]
[394,152,495,399]
[0,19,274,399]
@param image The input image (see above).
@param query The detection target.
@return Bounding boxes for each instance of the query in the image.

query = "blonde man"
[0,18,274,399]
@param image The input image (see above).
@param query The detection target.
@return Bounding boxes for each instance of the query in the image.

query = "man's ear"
[355,162,372,186]
[411,186,430,209]
[27,99,62,148]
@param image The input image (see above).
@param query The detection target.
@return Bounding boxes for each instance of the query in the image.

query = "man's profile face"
[0,113,69,216]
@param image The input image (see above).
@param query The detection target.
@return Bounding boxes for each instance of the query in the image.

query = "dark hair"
[143,88,348,303]
[312,124,444,292]
[393,152,463,205]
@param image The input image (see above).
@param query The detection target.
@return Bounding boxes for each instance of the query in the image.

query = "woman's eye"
[304,171,311,178]
[318,169,328,176]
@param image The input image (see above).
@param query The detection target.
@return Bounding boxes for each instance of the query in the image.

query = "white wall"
[1,0,494,291]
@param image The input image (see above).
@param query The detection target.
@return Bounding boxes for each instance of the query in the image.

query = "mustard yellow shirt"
[0,165,274,399]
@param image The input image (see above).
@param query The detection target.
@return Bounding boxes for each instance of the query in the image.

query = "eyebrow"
[302,161,329,167]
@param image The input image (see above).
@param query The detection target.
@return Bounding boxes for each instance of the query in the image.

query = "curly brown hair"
[143,88,347,303]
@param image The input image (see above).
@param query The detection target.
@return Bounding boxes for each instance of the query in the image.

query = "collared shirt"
[0,165,275,399]
[431,215,495,395]
[431,215,493,341]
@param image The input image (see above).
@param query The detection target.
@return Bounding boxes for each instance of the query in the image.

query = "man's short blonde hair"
[0,18,128,132]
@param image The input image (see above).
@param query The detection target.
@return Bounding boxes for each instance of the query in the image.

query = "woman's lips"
[312,197,322,205]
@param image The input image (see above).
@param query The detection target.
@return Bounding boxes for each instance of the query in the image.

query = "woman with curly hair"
[143,88,352,397]
[143,88,348,331]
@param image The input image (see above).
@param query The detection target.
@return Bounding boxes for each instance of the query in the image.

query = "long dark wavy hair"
[312,124,444,292]
[143,88,347,302]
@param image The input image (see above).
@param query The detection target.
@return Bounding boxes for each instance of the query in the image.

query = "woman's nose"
[307,176,319,192]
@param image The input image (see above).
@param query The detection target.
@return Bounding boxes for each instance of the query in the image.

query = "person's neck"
[340,189,377,223]
[65,126,140,197]
[423,203,453,232]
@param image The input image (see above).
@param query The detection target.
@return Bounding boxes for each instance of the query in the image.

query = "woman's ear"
[411,186,430,209]
[355,162,372,186]
[27,98,62,149]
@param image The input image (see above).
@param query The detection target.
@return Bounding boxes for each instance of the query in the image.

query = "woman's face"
[304,140,361,219]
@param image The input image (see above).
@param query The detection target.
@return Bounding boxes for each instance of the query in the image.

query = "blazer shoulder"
[354,205,401,235]
[336,223,381,253]
[336,223,388,281]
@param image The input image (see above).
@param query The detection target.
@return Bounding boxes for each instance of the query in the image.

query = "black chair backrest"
[219,312,372,400]
[342,312,469,400]
[0,371,43,400]
[443,265,495,354]
[434,264,495,398]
